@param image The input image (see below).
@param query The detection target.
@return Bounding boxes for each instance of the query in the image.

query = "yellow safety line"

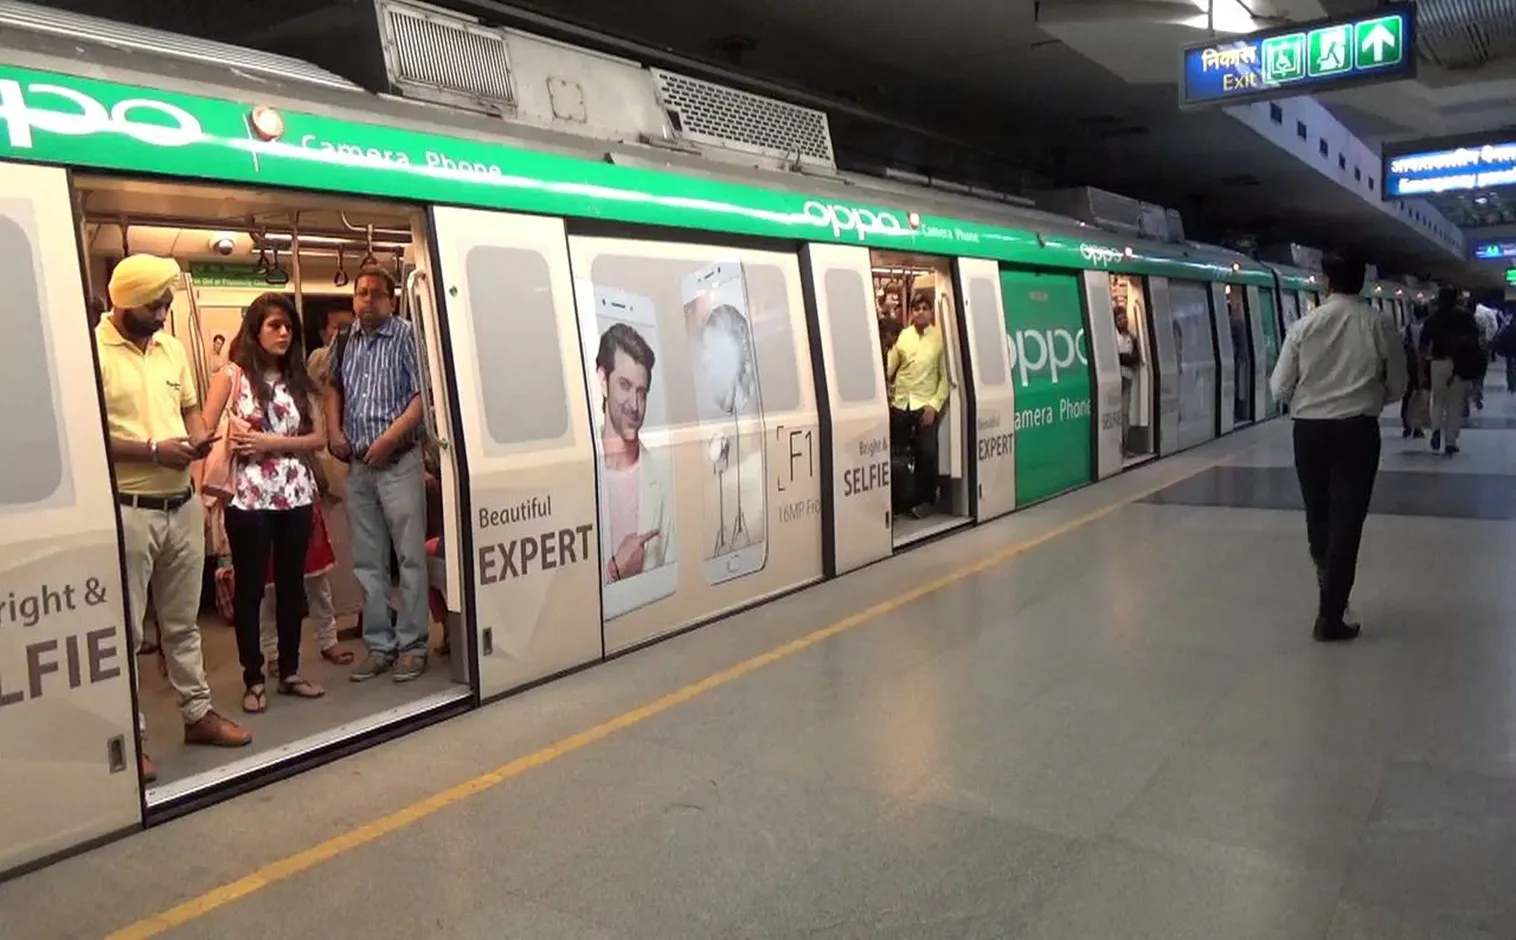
[104,457,1221,940]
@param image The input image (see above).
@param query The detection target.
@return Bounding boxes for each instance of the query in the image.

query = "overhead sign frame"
[1179,4,1418,110]
[1382,132,1516,200]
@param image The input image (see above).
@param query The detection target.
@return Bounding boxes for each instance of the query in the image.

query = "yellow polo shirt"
[95,318,198,495]
[887,323,950,412]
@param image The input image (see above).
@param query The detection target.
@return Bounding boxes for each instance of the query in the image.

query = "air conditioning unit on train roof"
[1033,186,1143,237]
[374,0,677,147]
[1258,243,1324,271]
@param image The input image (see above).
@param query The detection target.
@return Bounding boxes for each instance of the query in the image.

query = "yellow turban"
[108,254,181,309]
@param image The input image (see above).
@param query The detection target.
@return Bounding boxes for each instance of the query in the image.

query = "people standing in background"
[1492,309,1516,393]
[1471,301,1499,411]
[96,254,253,782]
[1420,288,1483,456]
[208,333,227,374]
[887,293,950,520]
[326,268,430,683]
[1114,304,1141,455]
[1400,304,1429,440]
[1270,250,1406,643]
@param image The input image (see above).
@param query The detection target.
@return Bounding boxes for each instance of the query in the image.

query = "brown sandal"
[320,645,355,666]
[277,675,325,699]
[242,685,268,714]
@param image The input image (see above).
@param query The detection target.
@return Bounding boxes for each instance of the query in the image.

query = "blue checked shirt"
[337,316,422,453]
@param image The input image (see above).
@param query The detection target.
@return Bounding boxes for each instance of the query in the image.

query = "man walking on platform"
[1270,251,1406,643]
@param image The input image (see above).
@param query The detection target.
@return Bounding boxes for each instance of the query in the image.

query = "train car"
[0,5,1395,877]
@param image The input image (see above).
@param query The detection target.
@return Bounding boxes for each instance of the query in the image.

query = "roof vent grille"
[650,69,836,169]
[377,0,515,113]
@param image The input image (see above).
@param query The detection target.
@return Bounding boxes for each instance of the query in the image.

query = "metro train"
[0,9,1427,878]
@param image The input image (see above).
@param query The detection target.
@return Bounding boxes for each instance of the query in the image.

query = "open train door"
[0,163,142,875]
[801,244,892,577]
[425,206,604,700]
[953,259,1017,522]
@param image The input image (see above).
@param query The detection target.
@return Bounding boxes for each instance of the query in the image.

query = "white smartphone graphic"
[682,261,769,586]
[579,282,679,621]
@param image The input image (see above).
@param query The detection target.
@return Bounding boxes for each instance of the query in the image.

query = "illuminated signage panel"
[1473,240,1516,262]
[1385,141,1516,198]
[1180,6,1417,109]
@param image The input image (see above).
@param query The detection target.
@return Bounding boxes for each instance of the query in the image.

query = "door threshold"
[145,687,472,809]
[892,513,971,548]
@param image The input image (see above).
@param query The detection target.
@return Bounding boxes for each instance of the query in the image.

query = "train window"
[823,268,877,404]
[967,277,1007,387]
[464,245,570,446]
[0,212,65,506]
[583,251,802,418]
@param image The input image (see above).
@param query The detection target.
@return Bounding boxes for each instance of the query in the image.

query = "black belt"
[117,489,195,512]
[352,440,417,468]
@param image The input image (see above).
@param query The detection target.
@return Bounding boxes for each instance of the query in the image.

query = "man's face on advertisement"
[600,349,650,442]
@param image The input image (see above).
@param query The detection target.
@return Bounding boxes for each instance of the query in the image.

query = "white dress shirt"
[1270,292,1407,420]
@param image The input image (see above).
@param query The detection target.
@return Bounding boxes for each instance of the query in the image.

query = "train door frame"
[952,257,1015,523]
[1145,277,1182,455]
[1243,284,1268,424]
[799,242,892,578]
[0,161,144,878]
[1080,270,1125,480]
[423,206,603,700]
[1208,282,1237,437]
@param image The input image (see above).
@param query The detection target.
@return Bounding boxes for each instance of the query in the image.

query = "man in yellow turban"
[97,254,252,781]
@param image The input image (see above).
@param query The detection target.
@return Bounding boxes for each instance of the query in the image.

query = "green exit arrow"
[1355,16,1404,68]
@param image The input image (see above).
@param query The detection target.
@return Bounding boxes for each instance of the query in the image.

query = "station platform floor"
[7,395,1516,940]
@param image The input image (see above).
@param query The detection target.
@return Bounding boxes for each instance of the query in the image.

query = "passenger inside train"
[1110,273,1157,463]
[871,252,972,544]
[81,176,471,799]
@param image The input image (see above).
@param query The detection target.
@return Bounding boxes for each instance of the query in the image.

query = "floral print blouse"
[225,365,317,513]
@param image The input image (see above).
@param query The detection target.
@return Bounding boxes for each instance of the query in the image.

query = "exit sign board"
[1181,6,1417,109]
[1507,268,1516,287]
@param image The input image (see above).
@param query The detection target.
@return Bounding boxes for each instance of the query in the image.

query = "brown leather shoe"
[140,752,158,784]
[183,710,253,748]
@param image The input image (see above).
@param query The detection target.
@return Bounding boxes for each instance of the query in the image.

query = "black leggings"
[224,504,313,687]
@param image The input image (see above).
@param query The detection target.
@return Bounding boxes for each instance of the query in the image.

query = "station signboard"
[1384,137,1516,199]
[1507,268,1516,287]
[1473,239,1516,262]
[1180,6,1417,109]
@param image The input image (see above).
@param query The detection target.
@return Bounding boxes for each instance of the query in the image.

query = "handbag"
[202,366,249,504]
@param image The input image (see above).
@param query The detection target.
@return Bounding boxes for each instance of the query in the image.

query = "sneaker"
[350,652,394,682]
[1430,430,1442,451]
[183,710,253,748]
[1412,429,1425,439]
[1401,427,1413,439]
[393,651,428,683]
[1342,604,1360,629]
[1446,445,1461,457]
[910,503,935,520]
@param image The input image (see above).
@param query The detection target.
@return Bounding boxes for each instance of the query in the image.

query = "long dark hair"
[233,292,317,432]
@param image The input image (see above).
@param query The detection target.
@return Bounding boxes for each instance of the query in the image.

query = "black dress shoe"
[1313,617,1361,643]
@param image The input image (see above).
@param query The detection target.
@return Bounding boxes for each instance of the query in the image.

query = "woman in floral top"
[204,293,327,713]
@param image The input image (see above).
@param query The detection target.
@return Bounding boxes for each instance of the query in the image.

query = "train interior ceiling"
[75,174,472,806]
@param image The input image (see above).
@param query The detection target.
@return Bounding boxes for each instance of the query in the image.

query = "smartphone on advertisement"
[682,261,768,586]
[580,283,678,620]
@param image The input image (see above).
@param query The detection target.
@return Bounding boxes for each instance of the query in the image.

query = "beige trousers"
[1429,359,1467,447]
[120,498,213,729]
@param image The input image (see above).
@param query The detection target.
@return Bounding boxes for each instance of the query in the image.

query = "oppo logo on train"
[1005,328,1088,386]
[802,200,915,242]
[1079,244,1126,268]
[0,79,202,149]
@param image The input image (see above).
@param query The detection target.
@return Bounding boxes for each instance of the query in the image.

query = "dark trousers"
[890,406,940,508]
[1292,416,1380,625]
[225,504,313,686]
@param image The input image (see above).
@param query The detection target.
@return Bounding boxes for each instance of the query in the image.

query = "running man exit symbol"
[1261,33,1306,83]
[1355,15,1404,68]
[1307,25,1352,77]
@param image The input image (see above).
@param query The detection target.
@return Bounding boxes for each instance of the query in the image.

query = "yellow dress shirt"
[887,323,949,412]
[95,317,199,495]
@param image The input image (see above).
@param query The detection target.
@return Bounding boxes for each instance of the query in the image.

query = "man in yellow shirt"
[97,254,252,783]
[886,293,951,519]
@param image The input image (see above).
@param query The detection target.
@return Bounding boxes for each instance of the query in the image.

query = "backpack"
[326,326,353,397]
[1451,329,1487,381]
[1493,322,1516,360]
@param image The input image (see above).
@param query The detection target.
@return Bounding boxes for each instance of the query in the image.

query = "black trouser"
[1292,416,1380,625]
[224,504,313,686]
[890,406,939,508]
